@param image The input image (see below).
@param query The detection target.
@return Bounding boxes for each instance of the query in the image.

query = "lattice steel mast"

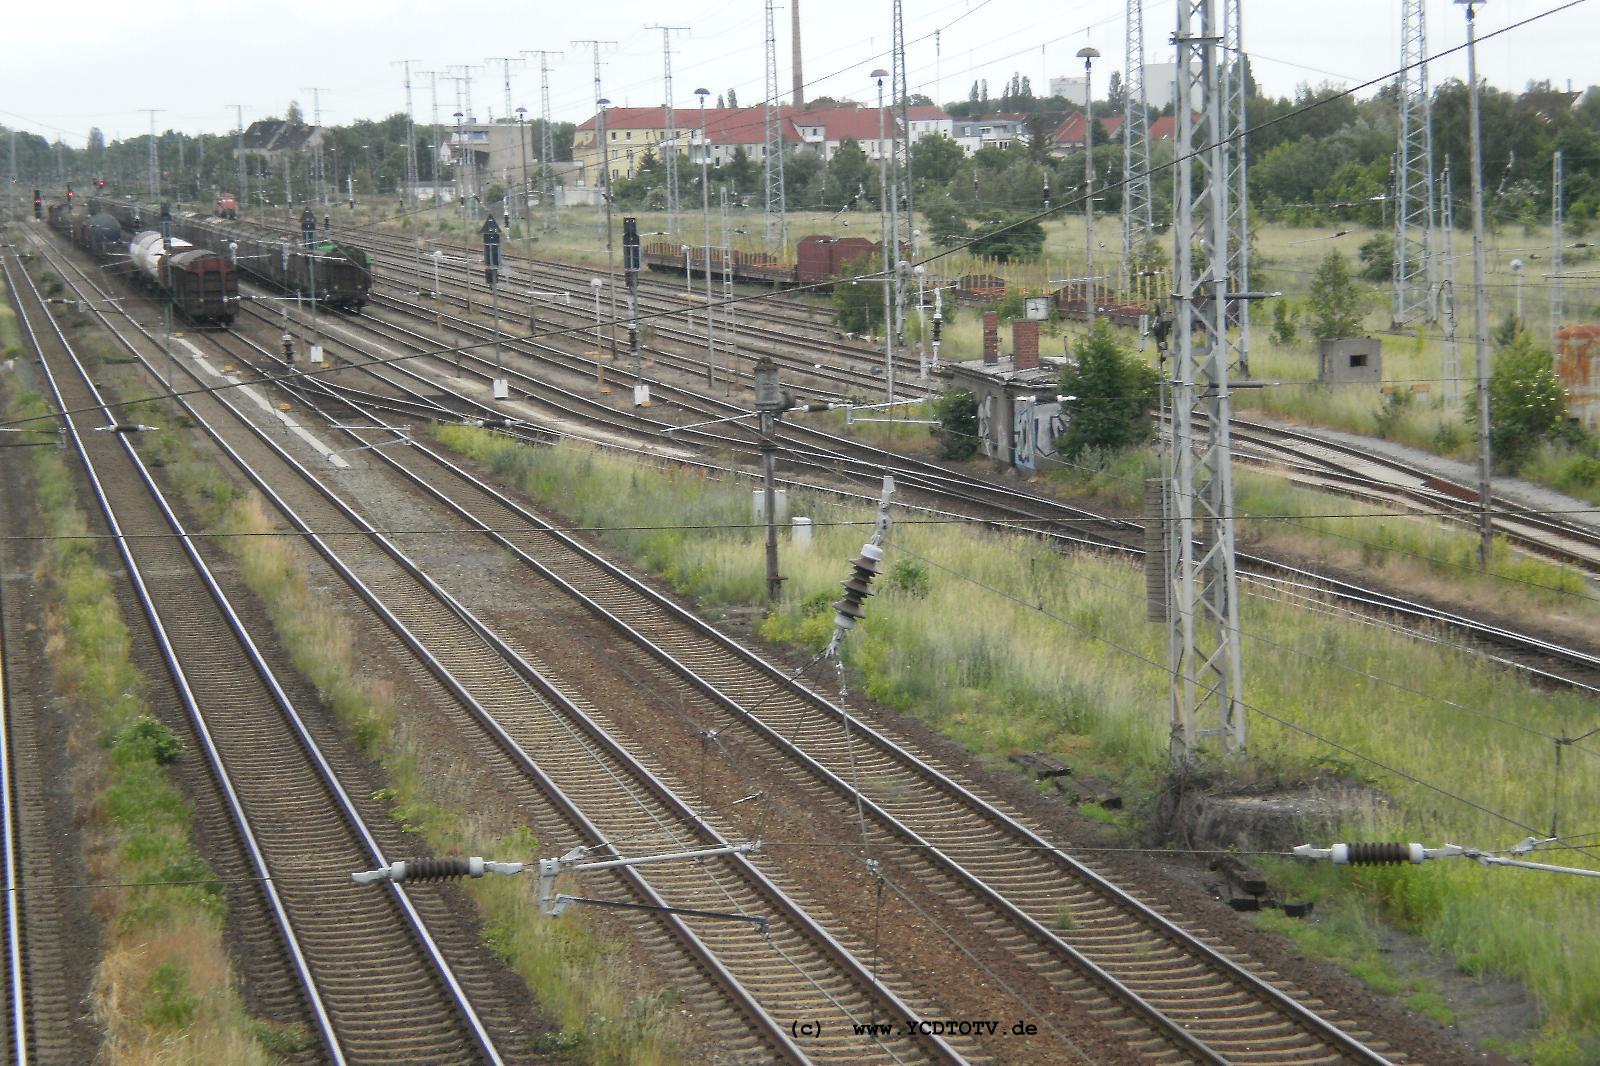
[1168,0,1245,759]
[1392,0,1435,327]
[892,0,913,256]
[647,25,690,236]
[395,61,421,212]
[1222,0,1250,375]
[140,109,163,199]
[302,88,329,206]
[1552,150,1565,345]
[762,0,788,255]
[1121,0,1153,288]
[523,51,563,232]
[1439,159,1461,405]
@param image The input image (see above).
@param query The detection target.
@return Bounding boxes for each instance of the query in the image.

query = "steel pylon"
[1168,0,1246,760]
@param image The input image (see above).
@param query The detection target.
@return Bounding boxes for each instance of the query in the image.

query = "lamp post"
[872,68,894,404]
[516,106,537,334]
[590,276,607,390]
[696,88,716,387]
[361,143,373,199]
[1077,46,1101,326]
[596,98,619,363]
[1458,0,1493,569]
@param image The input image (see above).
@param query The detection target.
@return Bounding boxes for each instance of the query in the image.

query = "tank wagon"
[127,230,238,324]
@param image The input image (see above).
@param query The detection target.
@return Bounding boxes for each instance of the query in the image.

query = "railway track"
[5,248,513,1064]
[166,240,1418,1062]
[26,228,981,1065]
[1226,416,1600,576]
[319,278,1600,692]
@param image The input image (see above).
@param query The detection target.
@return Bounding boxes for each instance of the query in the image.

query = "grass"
[435,424,1600,1064]
[0,381,288,1064]
[163,448,686,1065]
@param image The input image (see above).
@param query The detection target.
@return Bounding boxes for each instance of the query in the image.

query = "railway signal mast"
[1166,0,1246,760]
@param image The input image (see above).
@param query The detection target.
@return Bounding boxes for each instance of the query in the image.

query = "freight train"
[89,197,371,310]
[47,201,237,324]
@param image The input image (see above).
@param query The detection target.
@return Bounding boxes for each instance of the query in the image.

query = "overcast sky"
[3,0,1593,146]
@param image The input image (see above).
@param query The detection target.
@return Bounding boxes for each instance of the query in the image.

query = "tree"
[1105,71,1124,115]
[1025,114,1054,163]
[716,94,725,109]
[287,100,305,125]
[727,88,739,108]
[933,388,979,460]
[832,254,885,335]
[1307,250,1366,339]
[910,134,964,186]
[825,138,873,206]
[969,214,1045,261]
[1056,323,1160,459]
[919,188,969,245]
[1485,332,1568,466]
[1357,233,1394,282]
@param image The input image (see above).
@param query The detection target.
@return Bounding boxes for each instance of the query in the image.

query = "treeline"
[1,108,578,206]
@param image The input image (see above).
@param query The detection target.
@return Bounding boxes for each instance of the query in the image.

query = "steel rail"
[294,372,1395,1064]
[7,245,507,1065]
[35,234,958,1064]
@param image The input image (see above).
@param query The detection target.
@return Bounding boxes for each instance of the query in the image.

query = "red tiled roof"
[577,105,801,145]
[794,106,898,143]
[905,105,950,120]
[1150,115,1179,140]
[1052,113,1123,144]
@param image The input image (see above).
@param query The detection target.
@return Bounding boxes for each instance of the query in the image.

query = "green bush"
[1307,250,1366,339]
[931,388,979,460]
[114,716,185,765]
[1055,323,1159,459]
[1482,332,1567,467]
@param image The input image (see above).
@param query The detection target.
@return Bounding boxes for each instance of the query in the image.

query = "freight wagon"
[642,234,886,289]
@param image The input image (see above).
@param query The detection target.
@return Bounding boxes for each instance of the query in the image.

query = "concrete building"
[1317,337,1383,385]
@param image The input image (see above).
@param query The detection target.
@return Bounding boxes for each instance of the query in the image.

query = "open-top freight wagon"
[643,234,884,288]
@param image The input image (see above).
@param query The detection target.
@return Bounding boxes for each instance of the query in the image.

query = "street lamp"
[1077,45,1101,325]
[361,143,373,199]
[696,88,716,387]
[1458,0,1493,568]
[872,68,894,404]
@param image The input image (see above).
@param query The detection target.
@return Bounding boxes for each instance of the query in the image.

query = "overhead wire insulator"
[351,856,525,885]
[832,542,884,632]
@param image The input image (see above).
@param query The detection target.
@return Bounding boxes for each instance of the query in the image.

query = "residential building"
[951,113,1032,155]
[236,119,322,162]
